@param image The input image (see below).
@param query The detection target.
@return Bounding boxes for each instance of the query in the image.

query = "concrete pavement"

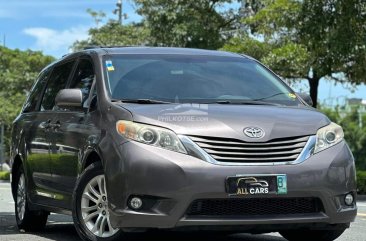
[1,182,366,241]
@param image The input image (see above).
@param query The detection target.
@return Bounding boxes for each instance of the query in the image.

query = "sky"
[0,0,365,102]
[0,0,141,57]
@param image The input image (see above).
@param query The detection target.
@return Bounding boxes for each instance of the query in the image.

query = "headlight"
[314,122,344,154]
[116,120,187,154]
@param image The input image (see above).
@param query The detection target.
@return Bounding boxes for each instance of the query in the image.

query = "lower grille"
[186,198,323,217]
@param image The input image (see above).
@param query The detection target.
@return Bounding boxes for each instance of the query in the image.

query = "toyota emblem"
[243,127,265,139]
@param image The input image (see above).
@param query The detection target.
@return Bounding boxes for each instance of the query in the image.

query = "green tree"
[222,35,272,60]
[72,8,150,51]
[134,0,238,49]
[322,107,366,170]
[72,21,150,51]
[0,46,54,159]
[86,8,106,27]
[222,0,366,107]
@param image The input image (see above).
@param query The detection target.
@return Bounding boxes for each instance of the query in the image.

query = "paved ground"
[1,182,366,241]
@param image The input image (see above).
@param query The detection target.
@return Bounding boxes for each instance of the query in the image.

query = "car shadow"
[0,212,285,241]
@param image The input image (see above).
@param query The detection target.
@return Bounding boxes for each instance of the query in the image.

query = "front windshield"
[103,54,301,106]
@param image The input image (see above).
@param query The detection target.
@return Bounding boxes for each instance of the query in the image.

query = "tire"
[72,162,124,241]
[280,228,346,241]
[14,165,48,232]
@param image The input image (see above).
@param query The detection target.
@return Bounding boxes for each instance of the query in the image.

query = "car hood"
[118,103,329,142]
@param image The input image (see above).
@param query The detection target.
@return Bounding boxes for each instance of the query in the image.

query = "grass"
[0,171,10,181]
[357,170,366,195]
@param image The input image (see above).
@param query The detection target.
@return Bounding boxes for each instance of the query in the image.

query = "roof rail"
[83,46,102,50]
[83,45,145,50]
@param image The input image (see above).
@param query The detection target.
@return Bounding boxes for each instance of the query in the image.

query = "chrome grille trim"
[188,135,309,163]
[196,142,306,151]
[188,135,309,146]
[203,148,304,156]
[179,135,316,166]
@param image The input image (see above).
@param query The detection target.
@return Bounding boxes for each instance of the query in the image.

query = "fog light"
[345,194,354,206]
[130,197,143,210]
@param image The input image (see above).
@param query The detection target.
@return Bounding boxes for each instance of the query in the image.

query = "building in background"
[346,98,366,112]
[344,98,366,128]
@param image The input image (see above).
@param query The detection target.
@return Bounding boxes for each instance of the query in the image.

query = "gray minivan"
[11,47,357,241]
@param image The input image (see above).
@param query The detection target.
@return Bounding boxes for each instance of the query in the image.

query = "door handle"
[44,119,52,130]
[52,121,61,131]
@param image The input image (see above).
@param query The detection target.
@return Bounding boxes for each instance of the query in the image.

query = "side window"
[69,58,95,108]
[40,61,75,111]
[22,68,51,113]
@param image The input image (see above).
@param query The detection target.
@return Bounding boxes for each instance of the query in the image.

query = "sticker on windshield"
[288,93,296,99]
[105,60,115,71]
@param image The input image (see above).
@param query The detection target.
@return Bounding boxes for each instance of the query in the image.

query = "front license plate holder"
[226,174,287,196]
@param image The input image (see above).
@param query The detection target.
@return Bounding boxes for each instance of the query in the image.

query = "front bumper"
[104,139,357,230]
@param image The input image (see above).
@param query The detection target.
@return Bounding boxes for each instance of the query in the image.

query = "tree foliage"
[134,0,238,49]
[0,47,54,158]
[222,36,272,60]
[72,21,150,51]
[0,47,54,94]
[222,0,366,107]
[298,0,366,83]
[322,107,366,171]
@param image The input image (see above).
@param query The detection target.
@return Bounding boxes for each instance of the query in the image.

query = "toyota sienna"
[10,47,357,241]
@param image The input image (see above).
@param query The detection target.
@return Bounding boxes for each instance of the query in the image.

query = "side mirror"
[55,89,83,108]
[297,92,313,107]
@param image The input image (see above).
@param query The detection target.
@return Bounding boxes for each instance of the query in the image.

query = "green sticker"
[277,175,287,194]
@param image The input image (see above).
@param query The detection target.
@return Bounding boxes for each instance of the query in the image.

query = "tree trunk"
[308,76,320,108]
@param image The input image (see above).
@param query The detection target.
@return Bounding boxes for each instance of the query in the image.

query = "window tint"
[104,55,300,106]
[69,58,95,108]
[40,61,75,111]
[22,68,51,113]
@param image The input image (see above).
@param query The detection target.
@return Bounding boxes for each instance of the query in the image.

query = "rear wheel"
[280,228,346,241]
[14,166,48,231]
[72,162,124,241]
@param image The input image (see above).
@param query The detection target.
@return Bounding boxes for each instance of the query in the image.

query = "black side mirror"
[297,92,313,107]
[55,89,83,108]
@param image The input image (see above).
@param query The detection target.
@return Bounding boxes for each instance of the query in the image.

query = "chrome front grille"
[188,135,309,163]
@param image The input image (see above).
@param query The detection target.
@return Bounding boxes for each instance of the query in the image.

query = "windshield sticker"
[171,70,183,75]
[288,93,297,99]
[106,60,115,71]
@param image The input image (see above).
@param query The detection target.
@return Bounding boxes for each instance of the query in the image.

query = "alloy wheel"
[80,175,119,238]
[17,173,26,221]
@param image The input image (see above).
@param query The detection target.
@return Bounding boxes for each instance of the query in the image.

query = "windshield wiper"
[214,100,280,106]
[112,99,172,104]
[253,92,291,101]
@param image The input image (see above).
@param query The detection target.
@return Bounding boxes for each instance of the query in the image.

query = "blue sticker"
[105,60,115,71]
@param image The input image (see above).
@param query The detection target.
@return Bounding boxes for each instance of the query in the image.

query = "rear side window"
[40,60,75,111]
[22,68,51,113]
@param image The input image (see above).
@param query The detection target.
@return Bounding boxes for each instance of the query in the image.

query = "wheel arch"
[82,149,103,171]
[11,155,23,199]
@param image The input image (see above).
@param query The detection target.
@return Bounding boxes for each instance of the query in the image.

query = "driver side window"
[40,60,75,111]
[69,58,95,109]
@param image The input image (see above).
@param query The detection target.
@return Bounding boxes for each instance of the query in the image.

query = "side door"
[49,57,96,208]
[35,60,76,205]
[22,68,53,202]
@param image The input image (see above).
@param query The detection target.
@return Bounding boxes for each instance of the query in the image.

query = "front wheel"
[72,162,124,241]
[280,228,346,241]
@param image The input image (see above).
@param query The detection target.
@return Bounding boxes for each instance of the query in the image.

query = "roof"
[83,46,247,58]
